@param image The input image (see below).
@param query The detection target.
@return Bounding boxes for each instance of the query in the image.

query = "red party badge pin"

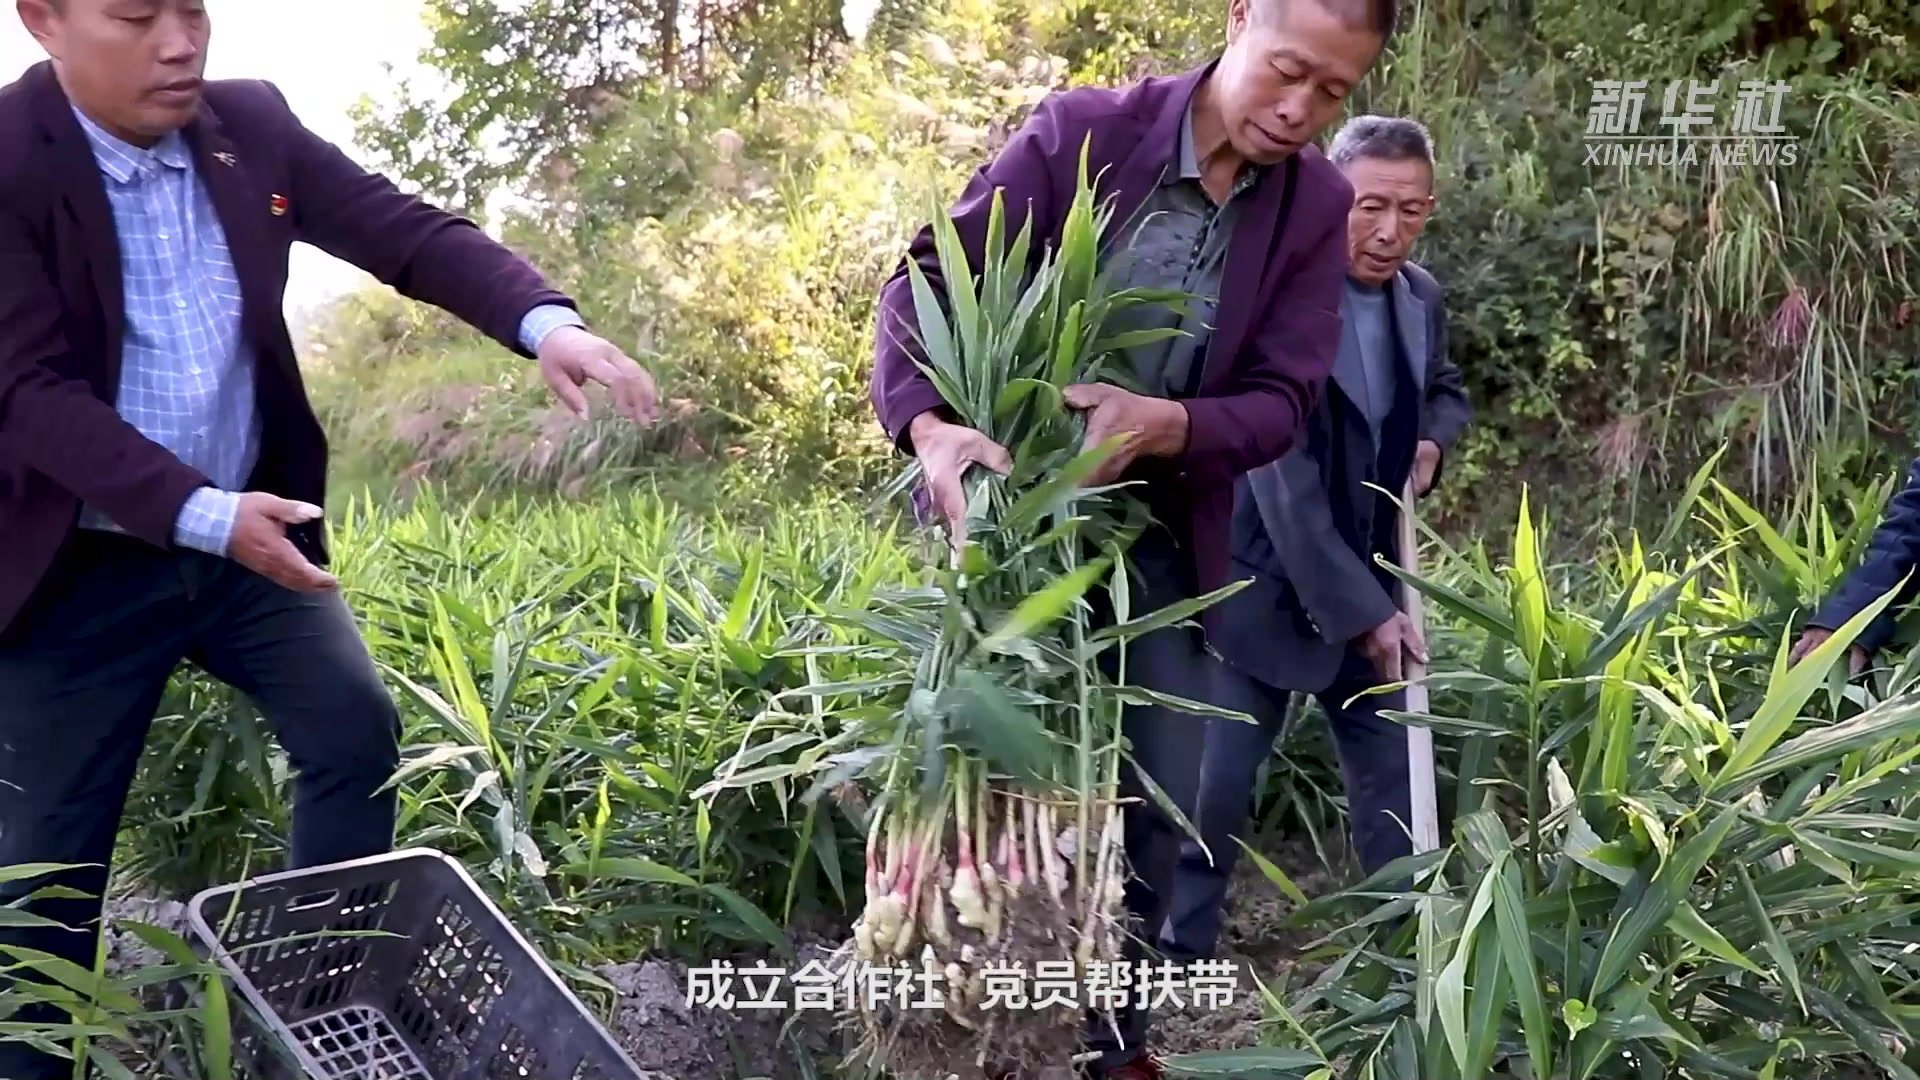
[269,194,289,217]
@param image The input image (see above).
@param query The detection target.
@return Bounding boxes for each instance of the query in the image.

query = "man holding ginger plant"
[869,0,1400,1074]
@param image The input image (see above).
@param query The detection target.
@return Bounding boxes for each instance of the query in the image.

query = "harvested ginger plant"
[828,142,1245,1078]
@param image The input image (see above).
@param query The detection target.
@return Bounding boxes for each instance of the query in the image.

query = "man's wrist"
[520,304,587,355]
[908,409,953,450]
[172,487,241,557]
[1150,398,1192,457]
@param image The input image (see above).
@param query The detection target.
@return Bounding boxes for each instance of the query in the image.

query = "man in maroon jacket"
[869,0,1396,1074]
[0,3,656,1074]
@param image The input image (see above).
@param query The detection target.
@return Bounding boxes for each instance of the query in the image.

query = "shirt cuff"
[173,486,240,557]
[519,304,586,354]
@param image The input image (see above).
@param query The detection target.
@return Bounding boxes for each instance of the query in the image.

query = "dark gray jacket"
[1211,260,1471,693]
[1809,455,1920,653]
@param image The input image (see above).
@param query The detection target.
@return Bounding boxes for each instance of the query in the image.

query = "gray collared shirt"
[1341,277,1398,446]
[1099,104,1267,400]
[1095,102,1269,605]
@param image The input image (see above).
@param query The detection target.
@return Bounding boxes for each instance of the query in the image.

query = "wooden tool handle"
[1397,481,1441,853]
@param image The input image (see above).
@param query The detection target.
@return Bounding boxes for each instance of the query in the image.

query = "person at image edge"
[0,3,658,1076]
[1792,460,1920,674]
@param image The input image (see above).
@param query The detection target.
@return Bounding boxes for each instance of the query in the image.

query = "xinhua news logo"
[1584,78,1800,169]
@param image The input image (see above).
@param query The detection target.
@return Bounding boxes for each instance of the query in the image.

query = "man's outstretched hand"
[537,325,660,423]
[1063,383,1189,487]
[1789,627,1868,676]
[911,411,1012,537]
[231,493,337,593]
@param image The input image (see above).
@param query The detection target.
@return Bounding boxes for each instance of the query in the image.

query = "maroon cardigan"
[0,62,576,635]
[869,62,1353,618]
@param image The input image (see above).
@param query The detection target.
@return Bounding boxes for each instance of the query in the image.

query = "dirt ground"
[103,895,193,978]
[97,841,1904,1080]
[95,835,1339,1079]
[596,925,849,1080]
[1150,836,1337,1059]
[589,835,1340,1079]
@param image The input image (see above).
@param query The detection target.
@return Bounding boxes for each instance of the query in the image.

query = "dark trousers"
[1079,525,1230,1074]
[0,532,401,1080]
[1081,642,1413,1072]
[1081,619,1219,1074]
[1176,649,1414,955]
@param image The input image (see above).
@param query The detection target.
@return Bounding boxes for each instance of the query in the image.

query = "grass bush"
[311,0,1920,546]
[1168,459,1920,1079]
[129,488,918,966]
[5,456,1912,1076]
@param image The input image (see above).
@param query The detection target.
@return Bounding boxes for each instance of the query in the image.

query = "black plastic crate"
[185,848,645,1080]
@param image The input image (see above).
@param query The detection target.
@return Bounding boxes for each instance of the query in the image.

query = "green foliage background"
[313,0,1920,548]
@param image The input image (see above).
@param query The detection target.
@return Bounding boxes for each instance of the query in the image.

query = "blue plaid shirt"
[71,109,584,556]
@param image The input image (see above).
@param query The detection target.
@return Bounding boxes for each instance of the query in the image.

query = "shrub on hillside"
[309,0,1920,539]
[307,15,1070,504]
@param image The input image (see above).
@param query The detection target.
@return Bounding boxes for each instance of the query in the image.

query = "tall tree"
[352,0,853,215]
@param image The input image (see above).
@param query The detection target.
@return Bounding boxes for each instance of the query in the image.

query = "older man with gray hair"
[1165,114,1472,947]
